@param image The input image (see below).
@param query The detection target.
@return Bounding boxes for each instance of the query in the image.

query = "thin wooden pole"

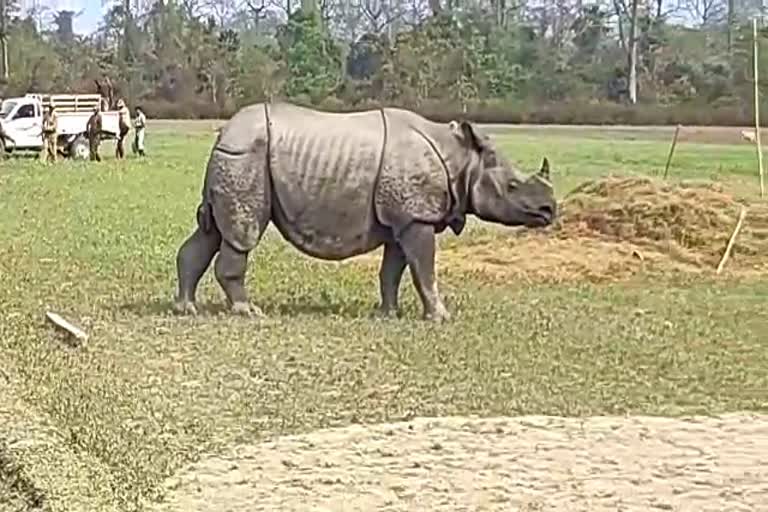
[716,206,747,274]
[662,124,681,179]
[753,17,765,198]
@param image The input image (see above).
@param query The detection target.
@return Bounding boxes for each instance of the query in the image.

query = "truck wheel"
[69,136,90,161]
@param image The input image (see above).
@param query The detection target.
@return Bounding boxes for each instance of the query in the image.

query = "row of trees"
[0,0,767,124]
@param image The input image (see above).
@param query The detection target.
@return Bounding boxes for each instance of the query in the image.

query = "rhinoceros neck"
[414,124,479,234]
[409,126,458,214]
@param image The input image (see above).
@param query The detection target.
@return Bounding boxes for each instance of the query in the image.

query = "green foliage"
[5,19,63,92]
[0,1,766,124]
[274,10,342,103]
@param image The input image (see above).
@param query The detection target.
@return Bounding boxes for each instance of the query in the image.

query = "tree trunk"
[301,0,316,15]
[727,0,734,53]
[627,0,638,104]
[123,0,131,63]
[0,0,8,82]
[492,0,506,27]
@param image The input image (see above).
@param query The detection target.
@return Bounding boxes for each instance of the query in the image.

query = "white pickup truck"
[0,93,122,160]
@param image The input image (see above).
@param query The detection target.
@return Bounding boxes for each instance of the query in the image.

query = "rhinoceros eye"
[507,179,519,191]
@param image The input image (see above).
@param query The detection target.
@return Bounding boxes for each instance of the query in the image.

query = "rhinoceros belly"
[267,105,387,259]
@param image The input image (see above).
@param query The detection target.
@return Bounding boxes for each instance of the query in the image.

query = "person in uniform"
[132,106,147,157]
[115,98,131,159]
[0,118,8,157]
[40,105,58,164]
[86,105,103,162]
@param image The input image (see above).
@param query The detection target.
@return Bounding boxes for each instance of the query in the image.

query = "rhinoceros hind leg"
[376,243,407,317]
[214,240,265,317]
[174,225,222,315]
[396,222,451,322]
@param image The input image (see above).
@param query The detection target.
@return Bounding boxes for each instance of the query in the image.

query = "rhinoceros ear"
[539,157,550,180]
[449,120,483,152]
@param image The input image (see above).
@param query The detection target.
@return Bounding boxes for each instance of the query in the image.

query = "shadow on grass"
[117,296,376,320]
[1,153,41,161]
[0,444,47,510]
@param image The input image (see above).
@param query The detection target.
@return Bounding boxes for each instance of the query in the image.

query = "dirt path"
[149,413,768,512]
[147,120,757,145]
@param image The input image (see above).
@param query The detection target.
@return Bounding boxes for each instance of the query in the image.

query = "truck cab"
[0,93,121,160]
[0,98,43,150]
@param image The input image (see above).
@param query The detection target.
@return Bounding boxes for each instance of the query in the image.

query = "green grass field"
[1,123,767,511]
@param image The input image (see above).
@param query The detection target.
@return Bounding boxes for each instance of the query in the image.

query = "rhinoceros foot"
[172,300,199,316]
[373,304,400,319]
[423,303,451,323]
[230,301,266,318]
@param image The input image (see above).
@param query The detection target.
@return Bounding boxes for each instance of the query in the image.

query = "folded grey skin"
[173,102,557,321]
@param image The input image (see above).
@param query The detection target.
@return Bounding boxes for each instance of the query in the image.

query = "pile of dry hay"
[352,176,767,283]
[553,176,768,268]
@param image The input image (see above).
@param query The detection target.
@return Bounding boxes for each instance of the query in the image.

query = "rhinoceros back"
[267,103,386,259]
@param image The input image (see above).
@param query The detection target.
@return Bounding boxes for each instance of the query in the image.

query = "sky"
[19,0,106,34]
[18,0,763,37]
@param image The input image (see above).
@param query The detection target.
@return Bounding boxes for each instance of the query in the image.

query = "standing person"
[40,105,58,164]
[86,105,103,162]
[115,98,131,159]
[132,106,147,157]
[0,118,8,158]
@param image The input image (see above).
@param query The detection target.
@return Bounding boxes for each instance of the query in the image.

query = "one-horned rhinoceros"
[173,102,557,322]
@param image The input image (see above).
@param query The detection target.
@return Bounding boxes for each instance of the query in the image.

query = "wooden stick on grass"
[753,17,765,198]
[45,311,88,346]
[716,206,748,275]
[662,124,682,179]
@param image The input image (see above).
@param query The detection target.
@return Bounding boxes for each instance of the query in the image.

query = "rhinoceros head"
[449,120,557,228]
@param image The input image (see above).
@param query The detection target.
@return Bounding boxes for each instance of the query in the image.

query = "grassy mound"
[556,176,768,267]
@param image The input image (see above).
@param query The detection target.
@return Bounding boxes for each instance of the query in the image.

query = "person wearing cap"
[40,105,58,163]
[86,104,103,162]
[116,98,131,159]
[132,106,147,157]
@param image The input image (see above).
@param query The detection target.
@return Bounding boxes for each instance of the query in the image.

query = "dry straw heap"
[555,176,768,269]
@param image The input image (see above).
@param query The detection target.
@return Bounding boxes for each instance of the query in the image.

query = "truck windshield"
[0,100,17,119]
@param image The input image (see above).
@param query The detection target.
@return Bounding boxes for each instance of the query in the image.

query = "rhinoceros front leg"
[174,225,222,315]
[397,222,451,322]
[214,240,264,317]
[377,243,407,317]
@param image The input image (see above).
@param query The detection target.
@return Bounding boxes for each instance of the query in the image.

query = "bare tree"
[243,0,270,25]
[360,0,402,34]
[203,0,241,25]
[727,0,734,51]
[684,0,726,26]
[627,0,638,103]
[399,0,430,27]
[0,0,8,82]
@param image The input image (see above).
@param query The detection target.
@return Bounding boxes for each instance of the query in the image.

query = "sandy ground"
[148,413,768,512]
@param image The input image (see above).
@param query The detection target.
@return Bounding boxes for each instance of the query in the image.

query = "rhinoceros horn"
[539,157,550,181]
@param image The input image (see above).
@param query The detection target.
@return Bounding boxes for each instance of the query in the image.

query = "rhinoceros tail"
[196,200,216,234]
[196,153,218,234]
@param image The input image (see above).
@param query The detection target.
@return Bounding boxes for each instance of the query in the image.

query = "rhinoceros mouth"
[524,208,555,227]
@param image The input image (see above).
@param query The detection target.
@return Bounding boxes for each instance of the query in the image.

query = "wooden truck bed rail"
[26,93,103,113]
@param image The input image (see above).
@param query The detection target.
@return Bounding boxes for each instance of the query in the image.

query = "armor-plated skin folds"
[266,103,388,259]
[173,102,558,321]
